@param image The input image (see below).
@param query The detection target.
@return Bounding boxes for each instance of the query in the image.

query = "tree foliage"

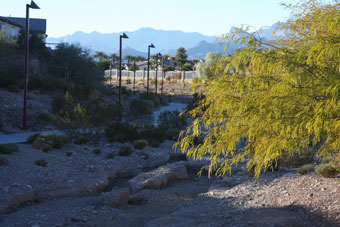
[175,47,188,70]
[176,0,340,178]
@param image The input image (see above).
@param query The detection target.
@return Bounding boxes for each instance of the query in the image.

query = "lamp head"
[150,43,155,48]
[122,32,129,39]
[29,0,40,9]
[158,52,162,56]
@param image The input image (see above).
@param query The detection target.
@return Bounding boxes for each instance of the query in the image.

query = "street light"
[155,52,162,94]
[119,32,129,105]
[147,43,155,96]
[23,0,40,130]
[161,55,164,96]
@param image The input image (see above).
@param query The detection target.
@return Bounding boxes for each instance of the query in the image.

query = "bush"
[279,148,316,168]
[106,152,115,159]
[0,116,3,131]
[0,144,19,154]
[139,125,165,143]
[150,141,160,148]
[65,151,73,156]
[130,98,154,116]
[36,113,52,122]
[31,133,67,150]
[0,156,9,165]
[93,148,102,155]
[140,93,161,108]
[158,110,187,130]
[52,93,66,113]
[105,122,138,142]
[73,136,89,145]
[134,139,149,149]
[7,84,19,93]
[164,128,180,141]
[35,159,48,167]
[118,146,133,156]
[321,156,334,165]
[298,164,314,175]
[29,74,68,92]
[26,133,41,144]
[316,163,337,178]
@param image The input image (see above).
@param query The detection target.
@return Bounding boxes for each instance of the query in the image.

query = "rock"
[101,188,130,207]
[129,161,189,193]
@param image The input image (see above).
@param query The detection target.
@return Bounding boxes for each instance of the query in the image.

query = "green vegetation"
[65,151,73,156]
[106,152,115,159]
[29,133,67,151]
[0,116,3,131]
[134,139,149,149]
[298,164,315,175]
[118,146,133,156]
[73,136,90,145]
[105,122,138,142]
[93,148,102,155]
[316,163,337,178]
[130,98,154,116]
[176,0,340,178]
[0,144,19,154]
[35,159,48,167]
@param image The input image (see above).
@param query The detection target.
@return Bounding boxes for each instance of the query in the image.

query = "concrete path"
[0,130,62,145]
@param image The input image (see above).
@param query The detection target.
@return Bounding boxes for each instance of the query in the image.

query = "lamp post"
[23,0,40,130]
[161,55,164,96]
[147,43,155,96]
[109,59,112,86]
[133,61,136,94]
[155,52,162,95]
[119,32,129,105]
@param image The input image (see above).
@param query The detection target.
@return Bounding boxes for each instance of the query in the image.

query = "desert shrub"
[29,74,68,92]
[298,164,314,175]
[165,128,180,141]
[36,113,52,122]
[73,136,89,145]
[130,98,154,116]
[0,116,3,131]
[316,163,337,178]
[150,141,160,148]
[158,110,187,130]
[122,86,132,96]
[321,156,334,165]
[26,133,41,144]
[139,125,165,143]
[65,151,73,156]
[106,152,115,159]
[140,93,161,108]
[105,122,138,142]
[0,144,19,154]
[31,133,67,150]
[52,93,66,113]
[35,159,48,167]
[71,84,93,100]
[7,84,19,93]
[118,146,133,156]
[0,156,9,165]
[89,102,122,126]
[279,148,316,168]
[134,139,149,149]
[93,148,102,155]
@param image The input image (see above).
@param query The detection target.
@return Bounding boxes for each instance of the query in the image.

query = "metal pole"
[23,4,30,129]
[133,61,136,94]
[109,60,112,86]
[161,57,164,96]
[119,35,122,105]
[155,56,158,94]
[147,46,150,96]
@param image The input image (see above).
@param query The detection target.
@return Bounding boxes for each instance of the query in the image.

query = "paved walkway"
[0,130,62,145]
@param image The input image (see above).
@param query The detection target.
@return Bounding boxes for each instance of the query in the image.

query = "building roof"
[0,17,22,28]
[0,17,46,34]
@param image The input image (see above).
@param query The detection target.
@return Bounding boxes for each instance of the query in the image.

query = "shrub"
[139,125,165,143]
[134,139,149,149]
[298,164,314,175]
[36,113,51,122]
[52,93,66,113]
[140,93,161,108]
[26,133,41,144]
[0,144,19,154]
[118,146,133,156]
[73,136,89,145]
[7,84,19,93]
[106,152,115,159]
[158,110,187,130]
[29,74,68,92]
[122,86,132,96]
[0,116,3,131]
[0,156,9,165]
[65,151,73,156]
[130,98,154,116]
[105,122,138,142]
[93,148,102,155]
[279,148,316,168]
[316,163,337,178]
[31,133,67,150]
[164,129,180,141]
[321,156,334,165]
[35,159,48,167]
[150,141,160,148]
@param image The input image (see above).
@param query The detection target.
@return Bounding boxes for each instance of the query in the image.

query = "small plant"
[65,151,73,156]
[0,116,3,131]
[93,148,102,155]
[35,159,48,167]
[298,164,314,175]
[133,139,149,149]
[106,152,115,159]
[150,141,160,148]
[165,129,180,141]
[321,156,334,164]
[316,163,337,178]
[26,133,40,144]
[73,136,89,145]
[130,98,154,116]
[30,133,67,151]
[0,156,9,166]
[105,122,138,142]
[40,143,53,152]
[36,113,51,122]
[118,146,133,156]
[0,144,20,154]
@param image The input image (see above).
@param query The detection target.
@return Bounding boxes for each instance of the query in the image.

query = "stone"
[101,188,130,207]
[129,161,189,193]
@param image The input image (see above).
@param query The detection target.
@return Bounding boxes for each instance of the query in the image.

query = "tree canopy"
[176,0,340,178]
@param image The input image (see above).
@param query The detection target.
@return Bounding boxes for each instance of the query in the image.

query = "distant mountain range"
[47,24,280,60]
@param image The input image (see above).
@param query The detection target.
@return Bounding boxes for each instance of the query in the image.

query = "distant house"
[0,16,47,41]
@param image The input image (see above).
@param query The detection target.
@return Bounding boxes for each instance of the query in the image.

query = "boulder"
[129,161,189,193]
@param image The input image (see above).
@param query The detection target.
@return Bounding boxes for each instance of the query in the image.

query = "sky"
[1,0,301,38]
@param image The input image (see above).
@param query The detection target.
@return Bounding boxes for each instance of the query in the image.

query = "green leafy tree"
[175,47,188,70]
[176,0,340,178]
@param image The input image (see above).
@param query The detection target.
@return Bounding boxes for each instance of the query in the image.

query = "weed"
[316,163,337,178]
[93,148,102,155]
[0,144,19,154]
[118,146,133,156]
[65,151,73,156]
[106,152,115,159]
[134,139,149,149]
[298,164,314,175]
[35,159,48,167]
[150,141,160,148]
[73,136,89,145]
[0,156,9,165]
[130,98,154,116]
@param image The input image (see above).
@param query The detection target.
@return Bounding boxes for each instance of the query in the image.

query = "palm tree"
[110,53,119,66]
[94,51,108,62]
[125,55,135,65]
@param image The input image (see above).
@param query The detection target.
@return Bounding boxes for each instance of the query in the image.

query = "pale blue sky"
[2,0,301,38]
